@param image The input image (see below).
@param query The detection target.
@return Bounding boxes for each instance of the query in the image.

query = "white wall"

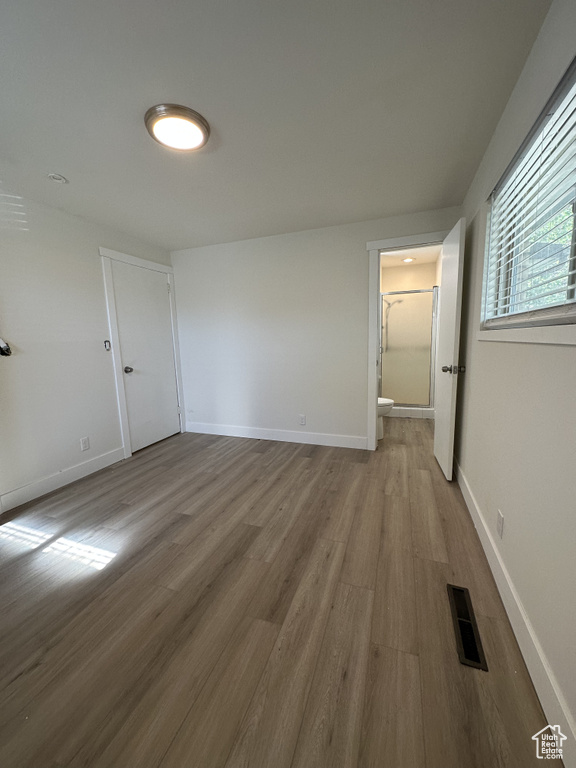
[0,198,170,512]
[456,0,576,759]
[172,207,459,448]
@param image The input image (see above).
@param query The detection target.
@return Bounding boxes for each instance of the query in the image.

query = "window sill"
[477,324,576,346]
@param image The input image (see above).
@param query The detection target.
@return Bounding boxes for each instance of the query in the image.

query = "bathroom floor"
[0,419,549,767]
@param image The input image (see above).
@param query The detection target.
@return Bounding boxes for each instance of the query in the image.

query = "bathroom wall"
[456,0,576,757]
[380,261,437,292]
[172,206,460,449]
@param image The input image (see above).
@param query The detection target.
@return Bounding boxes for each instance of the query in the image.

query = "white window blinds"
[483,59,576,329]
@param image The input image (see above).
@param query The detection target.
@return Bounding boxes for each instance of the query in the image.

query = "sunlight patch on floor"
[0,521,117,570]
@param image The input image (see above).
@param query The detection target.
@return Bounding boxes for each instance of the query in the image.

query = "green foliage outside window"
[514,202,575,311]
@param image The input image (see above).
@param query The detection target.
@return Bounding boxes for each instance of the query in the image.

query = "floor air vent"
[447,584,488,671]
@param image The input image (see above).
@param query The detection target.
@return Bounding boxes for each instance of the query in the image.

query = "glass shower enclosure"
[380,288,438,407]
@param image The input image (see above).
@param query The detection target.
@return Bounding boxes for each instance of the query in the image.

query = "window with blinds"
[482,58,576,329]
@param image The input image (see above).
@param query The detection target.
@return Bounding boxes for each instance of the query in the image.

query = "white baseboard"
[456,461,576,766]
[186,422,368,450]
[0,448,125,515]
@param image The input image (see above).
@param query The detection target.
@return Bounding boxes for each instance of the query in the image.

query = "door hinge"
[177,406,182,414]
[167,282,171,293]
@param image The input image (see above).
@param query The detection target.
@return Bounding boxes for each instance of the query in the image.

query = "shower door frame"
[379,287,439,408]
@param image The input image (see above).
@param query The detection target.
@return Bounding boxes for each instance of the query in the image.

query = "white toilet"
[377,397,394,439]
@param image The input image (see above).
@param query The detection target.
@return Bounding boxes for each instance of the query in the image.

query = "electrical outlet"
[497,509,504,539]
[299,414,306,426]
[80,437,90,452]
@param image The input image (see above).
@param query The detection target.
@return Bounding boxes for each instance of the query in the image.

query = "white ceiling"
[0,0,552,251]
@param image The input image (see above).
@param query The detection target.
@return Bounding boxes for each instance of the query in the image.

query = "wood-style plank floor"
[0,419,551,768]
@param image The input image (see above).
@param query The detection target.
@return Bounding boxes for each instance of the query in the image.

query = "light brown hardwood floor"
[0,419,551,767]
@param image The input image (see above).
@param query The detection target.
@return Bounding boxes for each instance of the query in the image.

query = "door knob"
[124,366,134,373]
[441,365,453,373]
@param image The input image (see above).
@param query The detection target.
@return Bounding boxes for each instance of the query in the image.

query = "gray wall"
[456,0,576,756]
[172,208,459,448]
[0,198,170,511]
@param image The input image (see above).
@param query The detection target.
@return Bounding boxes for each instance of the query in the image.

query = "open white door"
[102,251,182,454]
[433,218,466,480]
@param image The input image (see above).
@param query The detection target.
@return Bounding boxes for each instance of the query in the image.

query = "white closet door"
[111,259,181,452]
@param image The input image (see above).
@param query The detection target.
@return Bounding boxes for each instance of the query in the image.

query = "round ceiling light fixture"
[145,104,210,151]
[402,257,415,263]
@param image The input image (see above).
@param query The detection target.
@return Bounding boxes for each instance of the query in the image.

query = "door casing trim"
[100,249,184,458]
[366,231,449,450]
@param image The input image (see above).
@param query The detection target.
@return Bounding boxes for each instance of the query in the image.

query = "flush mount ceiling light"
[145,104,210,151]
[402,257,415,263]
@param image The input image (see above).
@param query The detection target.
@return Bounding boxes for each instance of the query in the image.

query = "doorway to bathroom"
[379,244,441,416]
[367,219,466,479]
